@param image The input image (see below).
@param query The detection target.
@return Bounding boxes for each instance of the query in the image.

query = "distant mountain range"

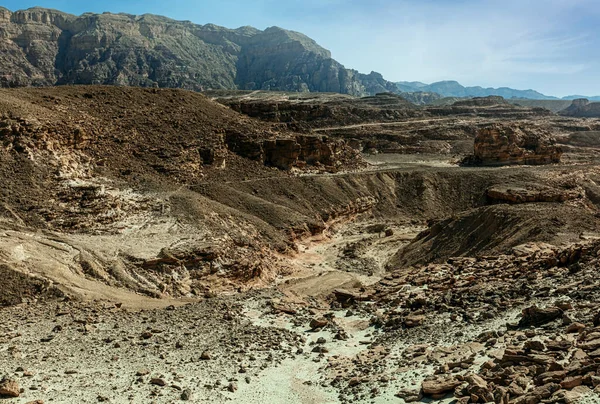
[396,80,600,101]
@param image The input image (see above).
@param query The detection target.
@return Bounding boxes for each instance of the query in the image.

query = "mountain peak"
[0,8,396,96]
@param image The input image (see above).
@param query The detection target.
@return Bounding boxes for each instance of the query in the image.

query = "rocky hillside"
[0,7,398,96]
[559,99,600,118]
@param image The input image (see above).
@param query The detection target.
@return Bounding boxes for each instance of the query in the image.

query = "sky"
[3,0,599,97]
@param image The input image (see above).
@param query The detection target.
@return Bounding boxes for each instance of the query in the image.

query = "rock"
[395,389,422,402]
[567,322,586,333]
[404,314,425,328]
[518,305,562,327]
[200,351,212,360]
[227,382,237,392]
[136,369,150,376]
[150,378,166,387]
[181,388,192,401]
[0,378,20,397]
[272,303,297,315]
[309,318,328,330]
[469,124,562,166]
[593,311,600,327]
[421,377,461,396]
[561,376,583,389]
[487,186,579,204]
[562,386,593,404]
[524,340,546,351]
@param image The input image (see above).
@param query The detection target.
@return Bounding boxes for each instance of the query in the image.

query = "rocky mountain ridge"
[398,80,600,101]
[397,80,556,100]
[0,7,398,96]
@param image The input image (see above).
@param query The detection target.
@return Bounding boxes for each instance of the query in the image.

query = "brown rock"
[309,317,328,330]
[471,124,562,166]
[518,305,562,327]
[136,369,150,376]
[150,378,166,387]
[395,388,422,402]
[561,376,583,389]
[422,377,461,396]
[567,322,586,333]
[0,378,20,397]
[404,314,425,328]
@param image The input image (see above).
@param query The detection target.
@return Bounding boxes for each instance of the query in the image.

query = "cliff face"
[559,99,600,118]
[472,124,562,166]
[0,7,397,96]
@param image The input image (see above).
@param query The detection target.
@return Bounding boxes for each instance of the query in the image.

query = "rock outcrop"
[225,132,358,170]
[559,98,600,117]
[0,7,397,96]
[217,92,422,129]
[469,124,562,166]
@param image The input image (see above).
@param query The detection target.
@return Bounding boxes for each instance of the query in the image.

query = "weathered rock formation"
[225,132,358,170]
[217,92,422,129]
[559,98,600,117]
[468,124,562,166]
[0,7,397,96]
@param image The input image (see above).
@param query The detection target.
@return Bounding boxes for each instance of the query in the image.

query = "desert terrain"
[0,84,598,404]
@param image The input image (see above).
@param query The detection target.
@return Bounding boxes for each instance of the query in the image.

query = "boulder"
[518,305,562,327]
[422,377,461,396]
[0,377,20,397]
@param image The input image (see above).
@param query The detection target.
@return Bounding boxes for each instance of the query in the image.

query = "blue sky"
[3,0,599,96]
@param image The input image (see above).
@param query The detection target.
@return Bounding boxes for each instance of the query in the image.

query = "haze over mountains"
[397,81,600,101]
[0,6,598,102]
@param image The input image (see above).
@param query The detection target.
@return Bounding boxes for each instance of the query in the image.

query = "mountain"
[0,7,398,96]
[396,80,558,100]
[562,95,600,102]
[396,81,428,92]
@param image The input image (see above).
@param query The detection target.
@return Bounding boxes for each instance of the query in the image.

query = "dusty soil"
[3,86,600,404]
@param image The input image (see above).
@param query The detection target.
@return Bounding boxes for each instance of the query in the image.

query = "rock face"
[0,7,397,96]
[218,92,421,129]
[225,132,356,170]
[471,124,562,166]
[559,98,600,117]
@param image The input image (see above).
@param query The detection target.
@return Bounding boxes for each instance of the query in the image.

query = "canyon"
[1,85,600,404]
[2,7,600,404]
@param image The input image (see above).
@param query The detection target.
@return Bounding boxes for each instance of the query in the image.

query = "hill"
[397,80,557,100]
[0,7,397,96]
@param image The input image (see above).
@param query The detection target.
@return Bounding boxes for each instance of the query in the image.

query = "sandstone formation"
[0,7,397,96]
[559,98,600,117]
[470,124,563,166]
[215,91,422,129]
